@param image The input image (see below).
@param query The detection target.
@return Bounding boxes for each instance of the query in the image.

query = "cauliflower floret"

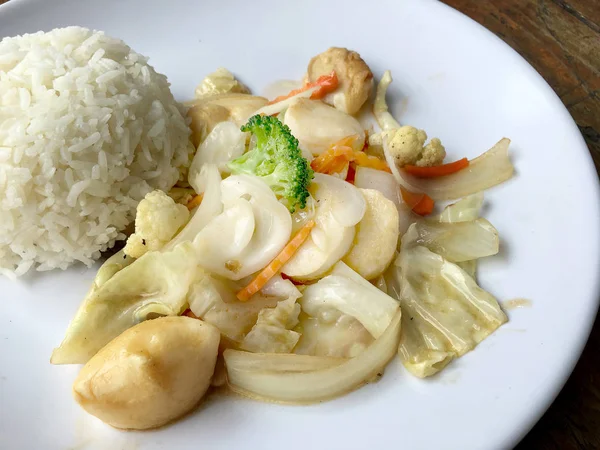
[194,67,249,99]
[420,137,446,167]
[124,191,190,258]
[369,70,446,167]
[306,47,374,115]
[373,126,446,167]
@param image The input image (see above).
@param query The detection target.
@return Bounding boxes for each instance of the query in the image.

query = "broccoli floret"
[228,114,314,212]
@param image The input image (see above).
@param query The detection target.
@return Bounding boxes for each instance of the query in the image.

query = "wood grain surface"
[1,0,599,448]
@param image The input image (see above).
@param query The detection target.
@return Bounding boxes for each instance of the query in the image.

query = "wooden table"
[1,0,599,448]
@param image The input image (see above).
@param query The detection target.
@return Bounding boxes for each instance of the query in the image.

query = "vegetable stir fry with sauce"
[52,46,515,430]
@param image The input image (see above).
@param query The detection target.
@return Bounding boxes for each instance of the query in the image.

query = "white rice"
[0,27,194,278]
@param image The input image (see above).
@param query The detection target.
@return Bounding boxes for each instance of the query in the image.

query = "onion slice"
[384,138,514,200]
[224,309,402,404]
[253,86,319,117]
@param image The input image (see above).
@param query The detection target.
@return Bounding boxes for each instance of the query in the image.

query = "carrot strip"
[352,152,392,173]
[403,158,470,178]
[267,72,338,105]
[329,157,349,174]
[187,193,204,210]
[412,195,435,216]
[400,186,435,216]
[237,220,316,301]
[311,144,391,174]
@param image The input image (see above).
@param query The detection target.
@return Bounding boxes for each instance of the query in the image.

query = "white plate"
[1,0,599,449]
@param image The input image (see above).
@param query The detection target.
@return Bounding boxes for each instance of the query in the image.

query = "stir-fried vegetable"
[240,296,302,353]
[282,174,365,280]
[342,189,399,280]
[311,136,391,174]
[267,71,338,105]
[301,262,400,338]
[187,274,280,342]
[124,190,190,258]
[54,47,519,422]
[51,243,201,365]
[294,310,374,358]
[353,166,419,235]
[283,99,365,155]
[399,186,435,216]
[237,220,315,301]
[188,121,246,177]
[370,70,446,168]
[228,115,314,212]
[407,218,499,262]
[186,194,203,210]
[194,175,292,280]
[224,309,401,403]
[385,225,506,377]
[165,164,223,250]
[403,158,470,178]
[387,138,515,201]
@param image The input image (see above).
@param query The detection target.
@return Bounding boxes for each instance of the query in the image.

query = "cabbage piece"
[194,175,292,280]
[188,274,297,344]
[188,275,278,343]
[433,193,485,277]
[188,121,246,177]
[385,239,507,378]
[240,296,302,353]
[434,193,484,224]
[93,249,135,289]
[51,243,200,365]
[300,262,399,338]
[407,219,499,263]
[224,309,401,404]
[294,310,374,358]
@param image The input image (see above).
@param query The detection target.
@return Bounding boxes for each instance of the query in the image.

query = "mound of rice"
[0,27,194,278]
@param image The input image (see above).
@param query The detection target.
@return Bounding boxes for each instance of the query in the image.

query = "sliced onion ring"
[224,309,402,404]
[384,138,514,201]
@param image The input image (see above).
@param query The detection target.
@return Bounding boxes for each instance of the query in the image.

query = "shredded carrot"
[400,186,435,216]
[311,144,391,174]
[403,158,470,178]
[329,156,349,174]
[237,220,316,301]
[352,151,392,173]
[335,135,361,149]
[186,193,203,210]
[267,72,338,105]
